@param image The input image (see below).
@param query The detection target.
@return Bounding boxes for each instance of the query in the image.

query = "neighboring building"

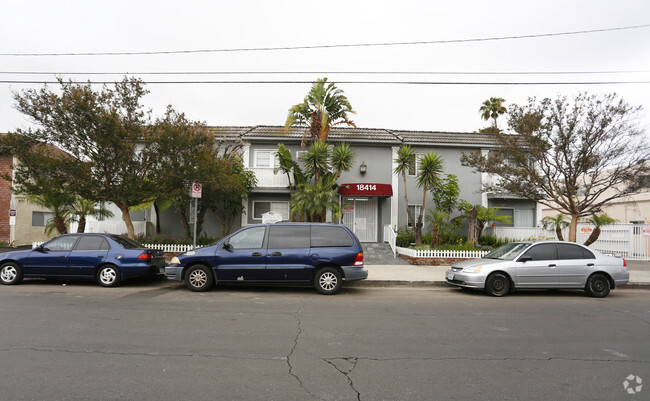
[3,126,542,245]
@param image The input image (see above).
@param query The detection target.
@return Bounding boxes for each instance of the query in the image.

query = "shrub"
[396,226,415,247]
[478,234,508,248]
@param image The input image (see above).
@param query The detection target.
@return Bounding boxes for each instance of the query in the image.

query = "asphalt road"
[0,280,648,401]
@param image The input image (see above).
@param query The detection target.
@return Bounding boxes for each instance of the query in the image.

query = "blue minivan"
[165,223,367,294]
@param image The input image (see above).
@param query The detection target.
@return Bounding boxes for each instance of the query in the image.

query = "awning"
[338,183,393,197]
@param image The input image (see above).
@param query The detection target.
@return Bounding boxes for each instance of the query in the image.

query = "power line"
[1,24,648,57]
[1,70,649,76]
[1,80,648,85]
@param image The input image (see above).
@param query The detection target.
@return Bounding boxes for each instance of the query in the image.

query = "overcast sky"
[1,0,649,135]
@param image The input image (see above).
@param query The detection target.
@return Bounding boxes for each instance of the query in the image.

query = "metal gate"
[342,197,377,242]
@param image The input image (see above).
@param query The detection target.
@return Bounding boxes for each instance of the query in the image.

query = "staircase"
[361,242,409,265]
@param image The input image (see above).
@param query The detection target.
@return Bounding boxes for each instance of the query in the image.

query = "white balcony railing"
[249,167,292,188]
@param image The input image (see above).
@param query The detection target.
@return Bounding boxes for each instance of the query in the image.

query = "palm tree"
[331,143,355,181]
[425,209,449,247]
[300,141,331,183]
[285,78,356,147]
[479,97,507,132]
[291,177,341,222]
[71,198,114,233]
[415,152,444,245]
[393,145,417,232]
[25,193,72,235]
[542,214,570,241]
[583,213,617,246]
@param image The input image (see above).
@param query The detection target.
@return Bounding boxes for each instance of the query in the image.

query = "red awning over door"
[338,183,393,197]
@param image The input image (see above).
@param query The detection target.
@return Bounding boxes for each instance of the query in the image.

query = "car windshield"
[483,242,531,260]
[109,235,144,249]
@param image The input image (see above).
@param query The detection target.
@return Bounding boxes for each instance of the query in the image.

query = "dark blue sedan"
[0,234,165,287]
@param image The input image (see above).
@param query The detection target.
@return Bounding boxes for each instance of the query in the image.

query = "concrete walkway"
[353,259,650,289]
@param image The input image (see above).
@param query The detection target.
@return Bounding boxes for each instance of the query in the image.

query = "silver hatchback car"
[446,241,628,297]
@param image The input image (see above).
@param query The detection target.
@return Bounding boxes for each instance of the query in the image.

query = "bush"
[136,233,220,246]
[396,226,415,247]
[478,234,508,248]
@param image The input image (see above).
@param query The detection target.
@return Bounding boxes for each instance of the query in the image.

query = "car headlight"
[462,266,482,273]
[170,256,181,265]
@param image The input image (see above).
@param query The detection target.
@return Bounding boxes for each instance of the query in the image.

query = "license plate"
[446,272,454,280]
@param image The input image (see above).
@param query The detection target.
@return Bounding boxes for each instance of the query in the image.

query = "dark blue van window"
[228,226,266,249]
[268,225,310,249]
[311,226,354,247]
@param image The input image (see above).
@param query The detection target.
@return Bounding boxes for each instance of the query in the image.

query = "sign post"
[190,183,202,248]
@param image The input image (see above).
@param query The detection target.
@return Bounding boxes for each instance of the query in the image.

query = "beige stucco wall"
[542,191,650,224]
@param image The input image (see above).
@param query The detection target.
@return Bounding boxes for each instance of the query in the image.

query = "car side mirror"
[518,256,532,263]
[223,241,232,250]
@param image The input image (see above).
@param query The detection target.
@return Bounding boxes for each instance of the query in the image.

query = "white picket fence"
[383,225,397,257]
[396,247,488,259]
[483,223,650,260]
[69,221,150,237]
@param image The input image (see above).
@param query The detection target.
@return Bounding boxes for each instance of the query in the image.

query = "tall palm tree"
[583,213,617,246]
[415,152,444,245]
[393,145,417,231]
[479,97,507,132]
[542,214,570,241]
[71,198,114,233]
[285,78,356,147]
[299,141,331,183]
[331,143,355,181]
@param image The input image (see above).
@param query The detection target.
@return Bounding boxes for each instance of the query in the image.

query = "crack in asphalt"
[326,355,650,364]
[286,301,322,400]
[324,357,361,401]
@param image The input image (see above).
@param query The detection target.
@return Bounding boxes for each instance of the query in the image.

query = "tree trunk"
[430,224,439,248]
[402,171,415,231]
[556,227,564,241]
[117,203,136,240]
[467,207,478,245]
[583,227,601,246]
[77,216,86,233]
[53,216,68,235]
[153,201,161,234]
[568,214,579,242]
[178,207,191,239]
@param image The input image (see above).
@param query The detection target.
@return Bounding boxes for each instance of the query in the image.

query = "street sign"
[9,209,16,217]
[191,182,202,198]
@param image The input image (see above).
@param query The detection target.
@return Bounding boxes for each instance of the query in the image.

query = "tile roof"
[206,125,499,147]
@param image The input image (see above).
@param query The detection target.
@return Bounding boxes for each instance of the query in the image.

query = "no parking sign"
[191,182,202,198]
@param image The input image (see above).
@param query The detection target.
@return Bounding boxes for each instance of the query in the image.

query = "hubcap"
[189,270,207,288]
[1,266,16,282]
[100,268,116,284]
[593,279,605,292]
[493,278,504,291]
[319,272,338,291]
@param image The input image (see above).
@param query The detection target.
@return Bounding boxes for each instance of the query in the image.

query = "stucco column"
[391,146,399,230]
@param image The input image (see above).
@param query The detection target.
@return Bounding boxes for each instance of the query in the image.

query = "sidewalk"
[352,260,650,289]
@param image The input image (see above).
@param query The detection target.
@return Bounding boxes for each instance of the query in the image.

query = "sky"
[1,0,649,135]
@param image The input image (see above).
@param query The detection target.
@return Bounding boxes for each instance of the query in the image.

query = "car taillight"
[623,258,627,267]
[138,253,152,260]
[354,252,363,266]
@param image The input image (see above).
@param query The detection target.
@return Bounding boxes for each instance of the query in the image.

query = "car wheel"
[485,272,510,297]
[0,262,23,285]
[96,265,122,287]
[314,267,342,295]
[185,265,214,292]
[585,274,610,298]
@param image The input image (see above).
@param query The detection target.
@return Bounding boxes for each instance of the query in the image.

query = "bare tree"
[462,93,649,242]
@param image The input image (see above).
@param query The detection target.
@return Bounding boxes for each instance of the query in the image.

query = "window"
[311,226,354,247]
[557,243,595,260]
[109,235,144,249]
[43,236,80,252]
[268,225,310,249]
[407,153,423,176]
[75,236,110,251]
[520,243,556,261]
[32,211,54,227]
[228,226,266,249]
[407,205,422,227]
[253,201,290,221]
[254,150,280,168]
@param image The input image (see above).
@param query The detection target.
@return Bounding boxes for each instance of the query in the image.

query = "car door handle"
[98,256,104,259]
[271,252,282,257]
[548,264,556,267]
[59,255,66,259]
[587,263,594,267]
[251,252,263,257]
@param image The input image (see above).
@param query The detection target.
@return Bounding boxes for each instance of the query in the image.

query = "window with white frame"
[407,205,422,227]
[32,211,54,227]
[252,201,290,221]
[408,153,424,176]
[254,150,280,168]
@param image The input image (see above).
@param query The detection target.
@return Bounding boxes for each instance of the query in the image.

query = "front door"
[515,243,560,287]
[216,226,268,281]
[23,235,80,276]
[342,197,377,242]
